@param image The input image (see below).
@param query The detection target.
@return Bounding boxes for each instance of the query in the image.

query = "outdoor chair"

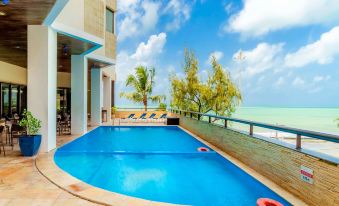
[59,114,71,135]
[147,113,157,122]
[133,113,147,122]
[10,124,25,149]
[0,125,5,156]
[121,114,135,122]
[154,114,167,122]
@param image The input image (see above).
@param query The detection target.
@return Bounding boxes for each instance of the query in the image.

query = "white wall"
[54,0,84,31]
[0,61,27,85]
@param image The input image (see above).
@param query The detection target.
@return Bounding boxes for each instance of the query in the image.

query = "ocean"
[232,107,339,134]
[117,105,339,134]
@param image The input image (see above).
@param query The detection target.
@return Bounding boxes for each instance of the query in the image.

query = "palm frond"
[120,92,143,103]
[149,95,166,104]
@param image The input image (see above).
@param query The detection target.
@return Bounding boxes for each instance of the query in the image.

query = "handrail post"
[179,111,181,115]
[249,124,253,136]
[296,134,301,150]
[190,112,193,118]
[208,116,211,123]
[224,120,228,128]
[198,114,201,120]
[184,112,186,116]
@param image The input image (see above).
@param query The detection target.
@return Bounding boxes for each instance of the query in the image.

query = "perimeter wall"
[171,113,339,206]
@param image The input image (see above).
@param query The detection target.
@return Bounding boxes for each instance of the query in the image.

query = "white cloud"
[292,77,305,87]
[313,75,331,83]
[117,0,194,41]
[116,33,167,81]
[233,42,284,77]
[226,0,339,37]
[206,51,224,64]
[285,26,339,68]
[164,0,193,31]
[117,0,161,41]
[274,77,285,87]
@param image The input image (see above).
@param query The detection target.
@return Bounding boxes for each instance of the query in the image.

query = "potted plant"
[18,109,42,156]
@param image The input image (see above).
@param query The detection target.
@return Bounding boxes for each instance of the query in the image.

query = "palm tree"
[120,66,165,111]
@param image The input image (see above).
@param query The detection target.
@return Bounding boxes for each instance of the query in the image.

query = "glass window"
[106,8,114,33]
[1,84,9,117]
[19,86,27,114]
[11,85,19,114]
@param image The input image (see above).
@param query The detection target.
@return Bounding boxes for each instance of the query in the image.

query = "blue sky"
[115,0,339,108]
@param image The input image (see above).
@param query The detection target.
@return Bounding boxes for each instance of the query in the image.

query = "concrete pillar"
[27,25,57,152]
[103,76,112,123]
[90,68,102,126]
[71,55,87,134]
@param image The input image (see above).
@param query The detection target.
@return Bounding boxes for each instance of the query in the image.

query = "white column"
[27,25,57,152]
[71,55,87,134]
[91,68,102,126]
[103,76,112,123]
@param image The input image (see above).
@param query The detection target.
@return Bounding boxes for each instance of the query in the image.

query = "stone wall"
[84,0,105,39]
[174,114,339,206]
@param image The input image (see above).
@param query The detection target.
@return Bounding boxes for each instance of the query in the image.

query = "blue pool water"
[55,126,291,206]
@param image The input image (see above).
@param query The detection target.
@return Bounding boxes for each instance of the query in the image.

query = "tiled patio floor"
[0,122,167,206]
[0,134,99,206]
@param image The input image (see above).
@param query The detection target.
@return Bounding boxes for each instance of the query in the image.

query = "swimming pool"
[55,126,290,206]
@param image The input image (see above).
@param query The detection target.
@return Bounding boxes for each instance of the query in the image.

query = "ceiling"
[0,0,103,73]
[0,0,56,67]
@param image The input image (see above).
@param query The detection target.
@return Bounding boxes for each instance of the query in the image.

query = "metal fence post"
[190,113,193,118]
[249,124,253,136]
[296,134,301,149]
[224,120,228,128]
[208,116,211,123]
[198,114,201,121]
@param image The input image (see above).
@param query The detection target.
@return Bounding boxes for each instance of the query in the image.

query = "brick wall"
[174,114,339,206]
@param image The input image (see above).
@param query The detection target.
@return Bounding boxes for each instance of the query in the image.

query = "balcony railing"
[170,109,339,151]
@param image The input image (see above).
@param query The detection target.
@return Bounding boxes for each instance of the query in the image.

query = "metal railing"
[170,109,339,150]
[117,107,166,111]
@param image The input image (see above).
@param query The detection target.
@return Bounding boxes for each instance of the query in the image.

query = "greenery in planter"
[159,103,167,110]
[19,109,42,136]
[111,106,117,115]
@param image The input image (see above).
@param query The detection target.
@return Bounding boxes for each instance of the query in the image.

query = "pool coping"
[35,125,307,206]
[35,127,181,206]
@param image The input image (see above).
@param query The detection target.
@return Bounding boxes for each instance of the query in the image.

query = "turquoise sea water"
[232,107,339,134]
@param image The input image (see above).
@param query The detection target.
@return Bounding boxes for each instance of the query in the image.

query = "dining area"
[0,115,26,157]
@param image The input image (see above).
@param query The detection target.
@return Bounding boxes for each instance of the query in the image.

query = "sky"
[115,0,339,108]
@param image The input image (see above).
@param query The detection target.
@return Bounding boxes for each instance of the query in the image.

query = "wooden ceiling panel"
[0,0,56,67]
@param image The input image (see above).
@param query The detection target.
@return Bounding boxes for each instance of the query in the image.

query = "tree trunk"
[143,96,147,111]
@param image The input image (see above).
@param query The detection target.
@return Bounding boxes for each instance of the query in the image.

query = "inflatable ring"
[257,198,283,206]
[197,147,209,152]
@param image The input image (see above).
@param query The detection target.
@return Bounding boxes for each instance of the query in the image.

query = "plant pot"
[19,135,41,157]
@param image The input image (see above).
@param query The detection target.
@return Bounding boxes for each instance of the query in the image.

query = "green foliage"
[19,109,42,136]
[170,49,242,116]
[336,118,339,128]
[111,106,117,114]
[159,102,167,110]
[120,66,166,111]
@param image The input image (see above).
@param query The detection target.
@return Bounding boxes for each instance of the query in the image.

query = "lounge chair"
[154,114,167,122]
[133,113,147,122]
[121,114,135,122]
[147,113,156,122]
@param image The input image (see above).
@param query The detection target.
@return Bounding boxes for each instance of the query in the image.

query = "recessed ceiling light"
[0,11,6,16]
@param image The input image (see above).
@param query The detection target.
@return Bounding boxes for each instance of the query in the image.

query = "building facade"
[0,0,117,152]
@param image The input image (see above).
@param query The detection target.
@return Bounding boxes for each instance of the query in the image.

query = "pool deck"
[1,123,307,206]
